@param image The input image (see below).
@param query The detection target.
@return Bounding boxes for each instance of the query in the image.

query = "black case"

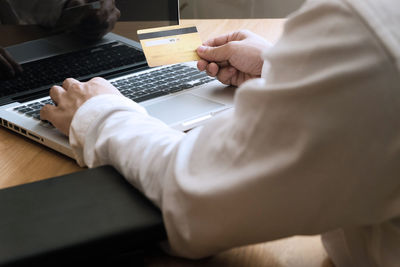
[0,166,166,266]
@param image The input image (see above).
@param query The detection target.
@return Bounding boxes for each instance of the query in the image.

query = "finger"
[62,78,81,90]
[203,34,230,47]
[216,67,237,85]
[203,31,247,47]
[197,59,209,71]
[40,104,58,122]
[206,62,220,77]
[197,44,233,63]
[40,105,69,135]
[49,85,65,105]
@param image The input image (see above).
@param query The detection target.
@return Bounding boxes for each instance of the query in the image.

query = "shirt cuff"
[69,94,147,166]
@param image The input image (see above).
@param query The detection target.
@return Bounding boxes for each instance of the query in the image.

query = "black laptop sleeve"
[0,166,166,266]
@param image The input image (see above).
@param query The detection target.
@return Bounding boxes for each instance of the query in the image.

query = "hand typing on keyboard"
[40,77,122,135]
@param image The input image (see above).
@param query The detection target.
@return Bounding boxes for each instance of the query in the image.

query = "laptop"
[0,0,234,158]
[0,165,165,266]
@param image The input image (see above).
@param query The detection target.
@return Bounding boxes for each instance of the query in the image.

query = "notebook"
[0,166,166,266]
[0,0,234,158]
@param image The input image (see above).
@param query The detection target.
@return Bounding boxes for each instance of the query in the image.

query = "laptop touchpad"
[144,94,225,125]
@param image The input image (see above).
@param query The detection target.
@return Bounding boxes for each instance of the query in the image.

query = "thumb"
[197,44,232,63]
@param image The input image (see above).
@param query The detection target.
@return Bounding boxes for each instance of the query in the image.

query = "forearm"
[70,94,185,204]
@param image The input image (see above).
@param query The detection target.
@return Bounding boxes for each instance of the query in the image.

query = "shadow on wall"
[180,0,305,19]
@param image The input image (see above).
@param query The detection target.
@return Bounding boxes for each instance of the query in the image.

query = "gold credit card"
[137,25,202,67]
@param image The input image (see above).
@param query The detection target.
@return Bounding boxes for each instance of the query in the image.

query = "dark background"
[115,0,178,22]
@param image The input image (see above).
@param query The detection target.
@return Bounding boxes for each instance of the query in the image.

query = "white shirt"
[69,0,400,266]
[0,0,66,26]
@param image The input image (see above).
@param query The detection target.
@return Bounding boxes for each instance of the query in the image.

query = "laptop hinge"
[12,89,49,103]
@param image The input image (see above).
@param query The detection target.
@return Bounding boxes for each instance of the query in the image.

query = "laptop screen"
[117,0,179,23]
[0,0,179,101]
[114,0,179,42]
[0,0,179,45]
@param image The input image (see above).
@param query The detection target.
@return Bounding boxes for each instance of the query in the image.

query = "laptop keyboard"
[12,64,215,122]
[0,42,145,98]
[111,64,213,102]
[13,98,54,121]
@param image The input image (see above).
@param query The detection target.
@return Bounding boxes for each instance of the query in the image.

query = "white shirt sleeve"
[69,0,400,264]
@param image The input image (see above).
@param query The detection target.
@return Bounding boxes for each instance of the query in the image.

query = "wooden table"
[0,19,334,267]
